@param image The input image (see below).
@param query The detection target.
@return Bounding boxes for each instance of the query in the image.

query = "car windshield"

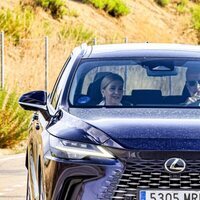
[69,58,200,108]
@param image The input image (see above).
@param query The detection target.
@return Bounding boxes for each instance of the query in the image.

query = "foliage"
[176,0,188,14]
[191,5,200,31]
[82,0,130,17]
[0,7,34,45]
[155,0,171,7]
[190,0,200,3]
[58,22,94,44]
[35,0,67,19]
[0,89,31,148]
[65,8,79,17]
[41,20,54,35]
[21,0,78,18]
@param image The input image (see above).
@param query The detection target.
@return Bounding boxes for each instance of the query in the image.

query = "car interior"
[72,59,196,107]
[74,74,190,107]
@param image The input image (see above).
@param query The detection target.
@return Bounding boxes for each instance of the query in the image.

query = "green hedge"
[191,5,200,31]
[0,89,31,148]
[82,0,130,17]
[0,7,34,44]
[155,0,171,7]
[35,0,67,19]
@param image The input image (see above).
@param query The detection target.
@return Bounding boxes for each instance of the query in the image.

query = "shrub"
[82,0,130,17]
[0,89,31,148]
[65,9,79,17]
[35,0,67,19]
[0,7,34,45]
[190,0,200,3]
[155,0,171,7]
[58,22,94,44]
[176,0,189,14]
[191,5,200,31]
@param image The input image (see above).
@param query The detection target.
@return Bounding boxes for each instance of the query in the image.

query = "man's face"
[186,73,200,96]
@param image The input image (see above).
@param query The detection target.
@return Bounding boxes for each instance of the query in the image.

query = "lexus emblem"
[164,158,186,173]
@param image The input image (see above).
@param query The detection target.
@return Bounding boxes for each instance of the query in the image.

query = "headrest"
[131,89,162,104]
[132,89,162,96]
[93,72,112,82]
[86,72,112,105]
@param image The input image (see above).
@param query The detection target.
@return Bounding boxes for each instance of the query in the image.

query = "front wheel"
[26,172,31,200]
[38,167,45,200]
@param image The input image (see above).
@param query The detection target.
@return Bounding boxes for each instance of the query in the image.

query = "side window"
[50,57,71,109]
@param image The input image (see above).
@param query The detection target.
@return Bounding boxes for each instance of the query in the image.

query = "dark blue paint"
[68,108,200,150]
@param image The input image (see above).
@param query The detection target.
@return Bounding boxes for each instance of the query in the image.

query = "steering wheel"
[184,97,200,107]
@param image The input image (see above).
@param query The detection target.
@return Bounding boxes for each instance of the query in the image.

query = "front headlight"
[50,135,114,159]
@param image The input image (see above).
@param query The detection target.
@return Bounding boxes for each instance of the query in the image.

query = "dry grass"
[4,39,77,93]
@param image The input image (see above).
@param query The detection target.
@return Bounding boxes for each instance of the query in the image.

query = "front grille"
[112,159,200,200]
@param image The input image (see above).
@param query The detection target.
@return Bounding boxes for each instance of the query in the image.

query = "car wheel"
[38,168,45,200]
[26,172,31,200]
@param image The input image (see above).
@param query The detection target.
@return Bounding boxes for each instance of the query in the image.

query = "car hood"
[68,108,200,150]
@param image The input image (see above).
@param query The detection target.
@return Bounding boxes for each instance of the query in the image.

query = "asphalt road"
[0,153,26,200]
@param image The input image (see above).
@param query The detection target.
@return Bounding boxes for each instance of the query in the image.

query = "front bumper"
[44,150,200,200]
[44,151,124,200]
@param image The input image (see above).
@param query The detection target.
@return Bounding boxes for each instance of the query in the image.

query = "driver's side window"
[50,57,71,109]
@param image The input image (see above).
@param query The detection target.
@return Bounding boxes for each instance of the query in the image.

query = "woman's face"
[102,80,123,105]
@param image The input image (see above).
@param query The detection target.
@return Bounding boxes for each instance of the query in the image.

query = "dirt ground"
[0,140,27,155]
[0,149,16,155]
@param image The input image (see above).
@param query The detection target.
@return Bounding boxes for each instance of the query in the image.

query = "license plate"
[139,190,200,200]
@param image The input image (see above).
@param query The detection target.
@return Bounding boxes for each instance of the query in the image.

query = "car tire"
[38,168,45,200]
[26,172,31,200]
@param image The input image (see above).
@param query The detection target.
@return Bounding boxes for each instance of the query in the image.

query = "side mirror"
[19,91,51,120]
[19,90,47,111]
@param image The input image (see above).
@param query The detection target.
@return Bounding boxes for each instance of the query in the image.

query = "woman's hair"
[101,73,124,90]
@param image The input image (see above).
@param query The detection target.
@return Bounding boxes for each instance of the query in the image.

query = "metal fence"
[0,32,131,93]
[0,32,4,89]
[5,37,47,91]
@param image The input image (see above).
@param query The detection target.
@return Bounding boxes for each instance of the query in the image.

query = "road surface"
[0,153,26,200]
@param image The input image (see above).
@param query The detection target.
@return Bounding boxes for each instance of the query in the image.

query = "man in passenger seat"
[185,67,200,105]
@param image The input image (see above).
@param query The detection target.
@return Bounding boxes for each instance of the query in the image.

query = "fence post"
[0,31,4,89]
[45,36,48,92]
[124,37,128,43]
[93,38,97,45]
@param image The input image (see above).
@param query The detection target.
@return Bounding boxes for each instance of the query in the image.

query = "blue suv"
[19,43,200,200]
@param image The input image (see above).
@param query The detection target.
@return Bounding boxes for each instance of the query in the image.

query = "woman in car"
[99,73,124,106]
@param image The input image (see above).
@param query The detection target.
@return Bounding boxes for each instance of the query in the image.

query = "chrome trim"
[164,158,186,173]
[19,102,47,110]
